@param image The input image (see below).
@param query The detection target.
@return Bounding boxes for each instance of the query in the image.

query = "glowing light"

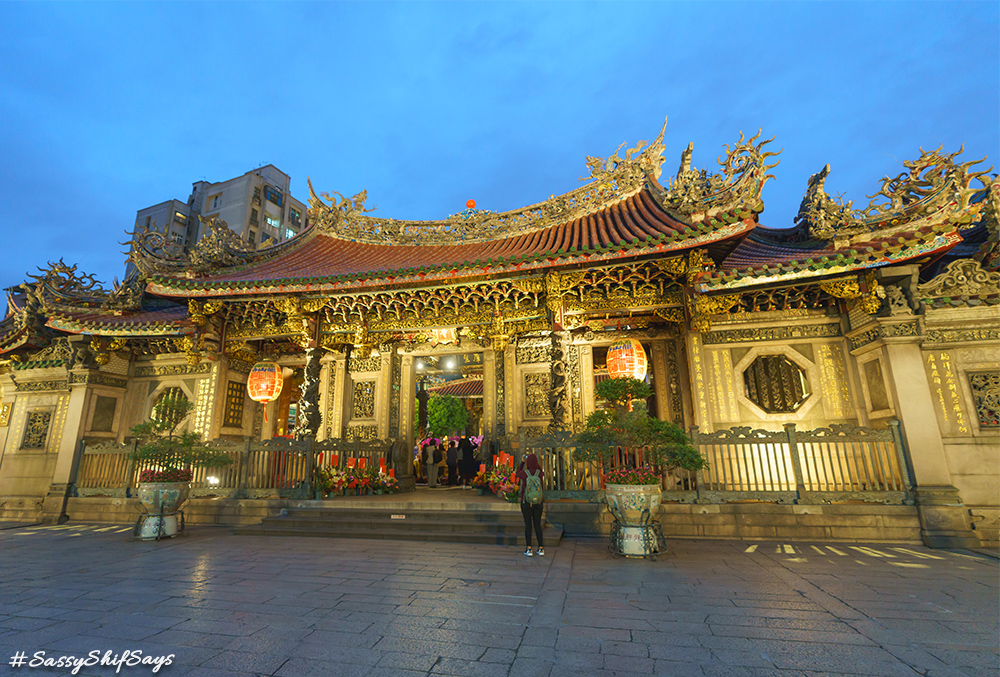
[207,476,220,486]
[606,339,647,380]
[247,362,283,404]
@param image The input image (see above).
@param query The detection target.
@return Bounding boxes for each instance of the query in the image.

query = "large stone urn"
[604,483,663,557]
[135,482,190,540]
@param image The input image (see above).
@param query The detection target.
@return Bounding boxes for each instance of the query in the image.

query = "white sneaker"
[536,548,545,556]
[524,548,533,557]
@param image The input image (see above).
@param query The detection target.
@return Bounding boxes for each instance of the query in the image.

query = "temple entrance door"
[402,346,497,453]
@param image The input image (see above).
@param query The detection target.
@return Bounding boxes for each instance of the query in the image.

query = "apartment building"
[134,165,308,251]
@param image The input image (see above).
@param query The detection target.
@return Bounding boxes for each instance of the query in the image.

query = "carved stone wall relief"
[524,372,551,420]
[967,371,999,429]
[352,381,376,419]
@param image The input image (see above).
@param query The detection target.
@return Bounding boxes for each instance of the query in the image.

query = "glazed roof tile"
[706,222,962,291]
[45,304,191,336]
[427,378,484,398]
[149,188,756,296]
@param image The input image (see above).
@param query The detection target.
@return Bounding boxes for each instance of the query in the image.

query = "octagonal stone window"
[743,355,811,414]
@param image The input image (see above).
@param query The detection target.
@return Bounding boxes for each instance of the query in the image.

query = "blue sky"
[1,1,997,290]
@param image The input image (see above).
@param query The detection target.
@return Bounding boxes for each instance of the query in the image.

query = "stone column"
[684,332,711,430]
[883,340,979,548]
[39,374,89,525]
[416,387,430,439]
[548,330,569,432]
[650,340,669,421]
[330,355,347,439]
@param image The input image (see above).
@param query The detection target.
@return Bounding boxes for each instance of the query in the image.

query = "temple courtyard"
[0,525,996,677]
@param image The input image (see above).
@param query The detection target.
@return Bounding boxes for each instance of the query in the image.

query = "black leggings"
[520,502,544,548]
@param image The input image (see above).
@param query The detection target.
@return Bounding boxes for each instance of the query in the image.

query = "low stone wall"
[0,496,43,522]
[969,506,1000,547]
[547,501,923,543]
[62,497,317,526]
[3,496,951,547]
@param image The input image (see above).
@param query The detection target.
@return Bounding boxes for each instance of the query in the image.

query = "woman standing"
[515,453,545,556]
[457,434,476,488]
[445,439,458,486]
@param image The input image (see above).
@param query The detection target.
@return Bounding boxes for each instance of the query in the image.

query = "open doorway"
[414,351,485,487]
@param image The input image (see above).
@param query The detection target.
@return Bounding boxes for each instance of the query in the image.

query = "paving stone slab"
[0,527,995,677]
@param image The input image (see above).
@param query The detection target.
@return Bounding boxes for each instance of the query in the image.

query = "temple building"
[0,120,997,548]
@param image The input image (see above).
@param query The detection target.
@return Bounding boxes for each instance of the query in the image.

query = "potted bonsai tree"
[574,377,706,556]
[127,392,234,540]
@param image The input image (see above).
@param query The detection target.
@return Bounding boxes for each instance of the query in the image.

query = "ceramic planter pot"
[604,483,662,525]
[135,482,189,540]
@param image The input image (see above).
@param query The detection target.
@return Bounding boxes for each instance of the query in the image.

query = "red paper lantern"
[247,362,283,405]
[606,339,647,381]
[466,199,476,209]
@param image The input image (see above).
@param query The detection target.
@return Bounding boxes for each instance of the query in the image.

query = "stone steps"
[234,505,563,546]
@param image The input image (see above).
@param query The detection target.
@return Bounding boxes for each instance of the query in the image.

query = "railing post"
[304,438,315,499]
[68,439,85,498]
[889,420,915,499]
[235,438,251,499]
[124,438,138,499]
[784,423,807,503]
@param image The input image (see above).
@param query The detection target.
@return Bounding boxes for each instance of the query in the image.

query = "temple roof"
[136,122,780,297]
[427,377,484,398]
[701,150,995,292]
[1,124,994,355]
[146,188,756,297]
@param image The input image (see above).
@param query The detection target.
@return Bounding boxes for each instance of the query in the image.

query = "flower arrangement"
[316,467,348,494]
[378,473,399,493]
[344,467,376,491]
[603,466,661,486]
[471,470,490,489]
[138,468,193,483]
[481,468,518,502]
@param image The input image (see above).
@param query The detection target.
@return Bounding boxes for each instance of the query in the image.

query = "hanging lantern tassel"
[247,362,284,426]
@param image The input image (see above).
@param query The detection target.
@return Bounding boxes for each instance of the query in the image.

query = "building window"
[265,214,280,229]
[250,208,259,225]
[173,211,187,226]
[968,371,1000,429]
[264,185,283,207]
[209,193,222,210]
[91,396,118,433]
[284,228,296,240]
[743,355,810,413]
[224,380,246,428]
[144,216,151,228]
[248,230,256,245]
[253,187,261,205]
[21,411,52,449]
[289,207,301,226]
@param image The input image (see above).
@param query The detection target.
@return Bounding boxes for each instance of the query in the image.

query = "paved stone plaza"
[0,525,996,677]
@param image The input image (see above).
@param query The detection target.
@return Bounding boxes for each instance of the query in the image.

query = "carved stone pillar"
[548,330,569,432]
[294,346,322,439]
[39,372,88,525]
[881,340,979,548]
[416,386,430,438]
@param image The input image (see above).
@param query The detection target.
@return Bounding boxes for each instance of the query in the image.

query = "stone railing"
[516,421,913,505]
[73,437,395,500]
